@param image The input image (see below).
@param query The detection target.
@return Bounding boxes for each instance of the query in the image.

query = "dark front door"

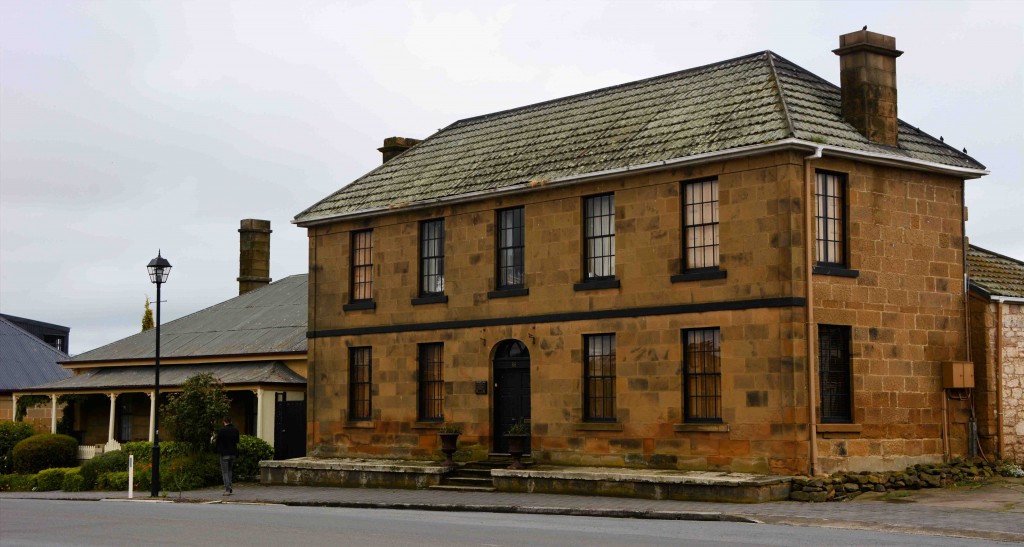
[274,392,306,460]
[493,340,530,454]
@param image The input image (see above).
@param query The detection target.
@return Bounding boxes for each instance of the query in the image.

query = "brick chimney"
[378,136,421,163]
[238,219,271,295]
[833,29,903,146]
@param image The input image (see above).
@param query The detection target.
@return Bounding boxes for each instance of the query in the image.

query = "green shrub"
[0,474,11,491]
[5,473,37,491]
[36,468,71,491]
[122,440,190,464]
[12,433,78,474]
[236,435,273,481]
[0,422,36,473]
[62,472,85,492]
[80,450,128,490]
[96,471,130,491]
[163,452,220,492]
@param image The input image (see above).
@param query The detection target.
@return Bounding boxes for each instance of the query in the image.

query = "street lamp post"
[147,251,171,497]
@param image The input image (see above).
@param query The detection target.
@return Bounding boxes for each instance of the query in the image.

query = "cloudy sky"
[2,0,1022,355]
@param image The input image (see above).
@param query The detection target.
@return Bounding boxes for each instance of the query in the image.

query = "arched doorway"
[493,340,530,454]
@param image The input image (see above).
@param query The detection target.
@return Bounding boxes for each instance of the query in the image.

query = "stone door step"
[427,485,497,492]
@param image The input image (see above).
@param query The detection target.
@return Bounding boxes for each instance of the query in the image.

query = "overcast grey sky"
[2,0,1021,355]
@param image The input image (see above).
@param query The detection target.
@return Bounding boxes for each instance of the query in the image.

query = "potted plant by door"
[504,419,530,470]
[438,424,463,468]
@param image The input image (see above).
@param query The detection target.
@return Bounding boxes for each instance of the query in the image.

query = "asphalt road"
[0,498,1008,547]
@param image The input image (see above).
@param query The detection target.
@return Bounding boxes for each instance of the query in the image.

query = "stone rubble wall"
[789,458,1008,501]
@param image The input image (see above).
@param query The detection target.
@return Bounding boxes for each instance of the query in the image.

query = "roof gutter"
[294,138,989,227]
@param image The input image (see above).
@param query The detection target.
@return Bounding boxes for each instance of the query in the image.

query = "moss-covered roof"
[296,51,984,224]
[968,245,1024,299]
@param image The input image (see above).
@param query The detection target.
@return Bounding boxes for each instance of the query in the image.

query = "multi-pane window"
[349,347,372,421]
[583,194,615,280]
[683,179,719,270]
[815,172,846,266]
[350,230,373,302]
[584,334,616,421]
[417,343,444,421]
[683,328,722,422]
[818,325,852,423]
[419,219,445,296]
[497,207,525,289]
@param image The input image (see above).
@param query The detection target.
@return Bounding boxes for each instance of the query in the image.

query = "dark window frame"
[582,193,616,282]
[419,219,445,297]
[350,230,373,303]
[682,327,722,423]
[815,171,848,268]
[583,333,616,422]
[682,178,721,273]
[496,207,525,290]
[417,343,444,422]
[348,347,372,421]
[818,324,853,424]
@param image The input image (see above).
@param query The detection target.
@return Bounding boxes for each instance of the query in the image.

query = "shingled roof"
[295,51,985,224]
[968,245,1024,299]
[69,274,307,363]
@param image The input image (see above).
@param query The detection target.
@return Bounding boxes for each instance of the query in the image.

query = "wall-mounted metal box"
[942,361,974,389]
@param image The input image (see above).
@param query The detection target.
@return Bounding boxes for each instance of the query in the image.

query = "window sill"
[816,423,861,434]
[671,269,727,283]
[411,295,448,306]
[813,265,859,278]
[575,422,623,432]
[343,301,376,312]
[412,421,443,430]
[573,278,620,292]
[487,288,529,299]
[673,423,729,433]
[345,421,375,428]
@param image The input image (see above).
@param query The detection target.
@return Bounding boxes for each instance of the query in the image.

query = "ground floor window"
[349,347,372,421]
[418,343,444,421]
[818,325,852,423]
[584,334,616,421]
[683,327,722,422]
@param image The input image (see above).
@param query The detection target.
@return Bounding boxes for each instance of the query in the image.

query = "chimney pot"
[833,29,903,146]
[238,219,272,295]
[378,136,422,164]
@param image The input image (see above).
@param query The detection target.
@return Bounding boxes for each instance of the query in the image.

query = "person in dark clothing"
[216,416,240,495]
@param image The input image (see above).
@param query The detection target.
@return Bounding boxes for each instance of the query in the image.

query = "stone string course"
[788,458,1010,502]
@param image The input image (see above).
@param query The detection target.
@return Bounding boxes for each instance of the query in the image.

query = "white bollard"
[128,453,134,499]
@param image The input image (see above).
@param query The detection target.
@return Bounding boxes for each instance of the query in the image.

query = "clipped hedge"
[122,441,190,464]
[0,473,37,492]
[0,422,36,474]
[235,436,273,481]
[12,434,78,474]
[62,472,85,492]
[36,468,75,491]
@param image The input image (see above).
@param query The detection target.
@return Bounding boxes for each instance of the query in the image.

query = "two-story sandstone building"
[295,30,987,475]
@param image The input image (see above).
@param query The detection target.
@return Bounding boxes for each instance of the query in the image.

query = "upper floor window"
[417,343,444,421]
[349,347,372,421]
[683,179,719,270]
[419,219,445,296]
[682,328,722,423]
[351,230,373,302]
[583,194,615,280]
[496,207,525,289]
[815,171,846,267]
[818,325,852,424]
[584,333,616,421]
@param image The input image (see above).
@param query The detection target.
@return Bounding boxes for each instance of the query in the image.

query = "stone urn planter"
[505,420,530,470]
[438,424,462,469]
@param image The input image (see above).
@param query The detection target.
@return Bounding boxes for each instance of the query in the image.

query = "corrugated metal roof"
[968,245,1024,299]
[19,361,305,393]
[70,274,308,362]
[0,316,71,391]
[295,51,984,223]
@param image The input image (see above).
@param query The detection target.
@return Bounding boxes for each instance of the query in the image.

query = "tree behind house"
[142,296,154,331]
[161,373,230,452]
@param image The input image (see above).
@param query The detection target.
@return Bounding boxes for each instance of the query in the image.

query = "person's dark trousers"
[220,455,235,493]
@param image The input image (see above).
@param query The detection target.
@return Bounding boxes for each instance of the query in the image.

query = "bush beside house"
[0,422,36,473]
[12,433,78,474]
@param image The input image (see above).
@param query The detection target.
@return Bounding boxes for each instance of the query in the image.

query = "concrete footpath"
[3,478,1022,543]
